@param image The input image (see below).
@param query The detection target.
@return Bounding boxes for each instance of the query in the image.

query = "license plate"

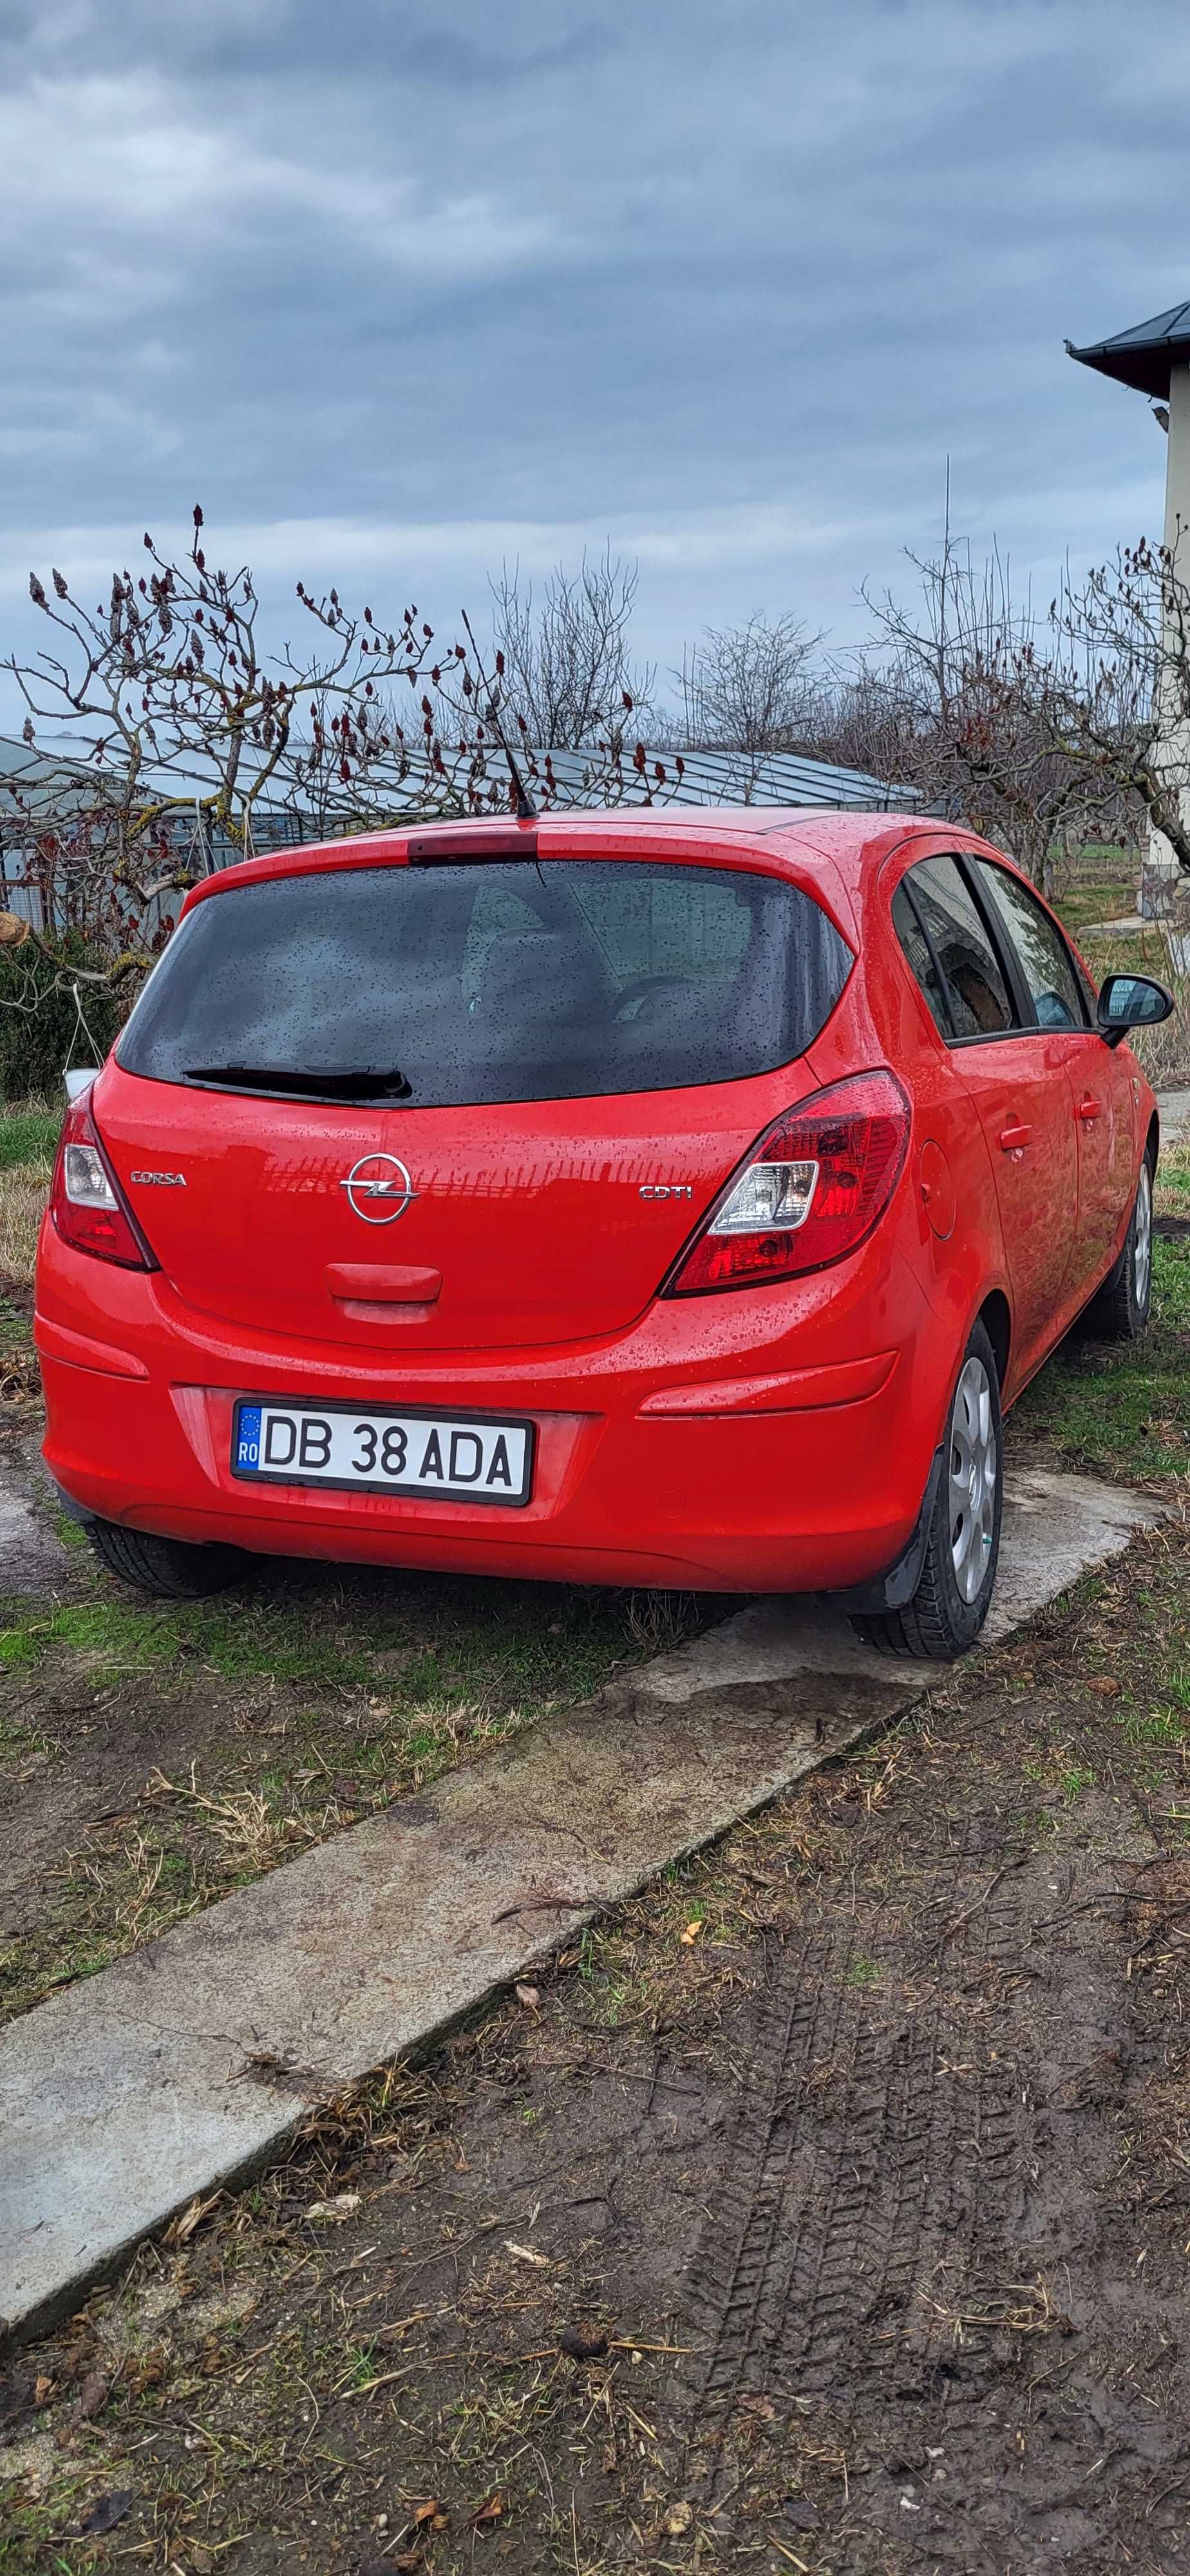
[231,1399,534,1507]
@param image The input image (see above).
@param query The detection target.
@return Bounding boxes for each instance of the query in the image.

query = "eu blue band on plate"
[235,1405,263,1471]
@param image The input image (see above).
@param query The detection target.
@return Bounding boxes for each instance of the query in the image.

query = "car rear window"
[117,858,853,1106]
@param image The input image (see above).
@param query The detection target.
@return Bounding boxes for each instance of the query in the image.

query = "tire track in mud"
[677,1818,1038,2480]
[683,1935,849,2419]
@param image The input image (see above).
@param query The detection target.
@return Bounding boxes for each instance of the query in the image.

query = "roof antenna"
[460,610,538,820]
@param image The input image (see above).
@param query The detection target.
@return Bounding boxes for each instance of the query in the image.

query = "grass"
[1006,1136,1190,1490]
[1079,925,1190,1087]
[1049,843,1138,939]
[0,1095,56,1303]
[1157,1139,1190,1215]
[0,1575,632,1699]
[0,1164,50,1293]
[0,1558,705,2020]
[0,1097,59,1171]
[1046,849,1189,1084]
[1011,1231,1190,1486]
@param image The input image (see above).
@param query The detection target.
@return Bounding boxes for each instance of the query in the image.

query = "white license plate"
[232,1400,533,1506]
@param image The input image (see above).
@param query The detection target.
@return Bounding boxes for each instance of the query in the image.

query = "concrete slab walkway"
[0,1466,1159,2345]
[0,1455,73,1597]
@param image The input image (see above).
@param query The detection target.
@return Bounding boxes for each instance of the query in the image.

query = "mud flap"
[826,1441,945,1617]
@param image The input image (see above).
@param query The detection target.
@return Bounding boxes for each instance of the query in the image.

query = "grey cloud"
[0,1,619,86]
[0,0,1185,716]
[375,22,619,88]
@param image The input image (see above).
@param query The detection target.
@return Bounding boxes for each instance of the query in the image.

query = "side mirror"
[1096,972,1175,1050]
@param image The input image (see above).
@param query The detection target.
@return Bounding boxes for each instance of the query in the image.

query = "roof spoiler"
[406,821,539,864]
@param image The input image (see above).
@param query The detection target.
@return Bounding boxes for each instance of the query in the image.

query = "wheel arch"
[975,1287,1011,1392]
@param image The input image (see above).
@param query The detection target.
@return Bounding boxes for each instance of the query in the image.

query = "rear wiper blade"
[184,1063,413,1100]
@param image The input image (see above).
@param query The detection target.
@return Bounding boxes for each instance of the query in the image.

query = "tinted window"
[118,859,853,1107]
[974,861,1087,1030]
[901,857,1014,1040]
[892,880,952,1036]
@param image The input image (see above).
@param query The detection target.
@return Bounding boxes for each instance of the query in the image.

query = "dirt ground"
[0,1362,702,2023]
[4,1142,1190,2572]
[6,1520,1190,2576]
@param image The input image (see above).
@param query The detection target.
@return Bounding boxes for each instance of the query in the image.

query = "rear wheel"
[853,1320,1003,1662]
[1085,1153,1155,1341]
[87,1519,248,1600]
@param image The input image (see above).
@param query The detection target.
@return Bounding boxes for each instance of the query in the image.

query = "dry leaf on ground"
[305,2192,361,2222]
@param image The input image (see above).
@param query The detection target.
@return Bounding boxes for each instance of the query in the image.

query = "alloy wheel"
[949,1354,997,1605]
[1134,1160,1153,1311]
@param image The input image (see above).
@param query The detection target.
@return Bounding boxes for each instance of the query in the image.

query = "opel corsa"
[35,811,1173,1658]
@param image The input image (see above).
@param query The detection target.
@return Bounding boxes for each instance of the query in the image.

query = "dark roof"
[1067,301,1190,401]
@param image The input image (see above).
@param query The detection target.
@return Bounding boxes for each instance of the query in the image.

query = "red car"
[35,810,1171,1658]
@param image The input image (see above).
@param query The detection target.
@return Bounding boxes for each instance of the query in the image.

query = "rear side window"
[891,882,951,1036]
[117,858,853,1107]
[973,860,1088,1029]
[894,857,1014,1040]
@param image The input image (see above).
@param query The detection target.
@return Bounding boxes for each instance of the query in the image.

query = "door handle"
[998,1121,1032,1153]
[1077,1097,1102,1124]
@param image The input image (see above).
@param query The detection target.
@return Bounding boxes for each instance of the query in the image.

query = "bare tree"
[1,513,677,1011]
[489,547,654,750]
[1037,536,1190,890]
[1,507,452,950]
[678,613,824,772]
[847,529,1190,900]
[815,536,1131,895]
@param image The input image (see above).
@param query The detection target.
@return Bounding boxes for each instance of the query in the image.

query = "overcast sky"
[1,0,1186,724]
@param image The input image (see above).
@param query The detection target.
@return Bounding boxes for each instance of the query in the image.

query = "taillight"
[664,1069,911,1296]
[50,1092,158,1270]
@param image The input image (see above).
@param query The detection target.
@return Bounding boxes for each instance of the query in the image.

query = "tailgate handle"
[326,1262,442,1305]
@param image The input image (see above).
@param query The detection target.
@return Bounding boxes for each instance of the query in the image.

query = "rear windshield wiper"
[184,1063,413,1101]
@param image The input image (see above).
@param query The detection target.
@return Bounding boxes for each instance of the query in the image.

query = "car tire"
[852,1319,1003,1662]
[86,1519,249,1600]
[1084,1151,1155,1341]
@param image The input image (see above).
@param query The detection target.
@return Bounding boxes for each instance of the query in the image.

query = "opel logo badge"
[340,1153,417,1226]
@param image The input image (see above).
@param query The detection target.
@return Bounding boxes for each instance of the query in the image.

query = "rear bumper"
[36,1219,958,1594]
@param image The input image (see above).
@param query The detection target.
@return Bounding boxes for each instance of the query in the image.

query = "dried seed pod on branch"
[2,512,670,1014]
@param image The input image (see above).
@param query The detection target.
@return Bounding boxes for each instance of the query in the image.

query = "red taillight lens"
[665,1069,911,1296]
[50,1093,157,1270]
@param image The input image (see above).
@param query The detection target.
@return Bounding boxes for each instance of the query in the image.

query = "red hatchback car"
[36,809,1171,1658]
